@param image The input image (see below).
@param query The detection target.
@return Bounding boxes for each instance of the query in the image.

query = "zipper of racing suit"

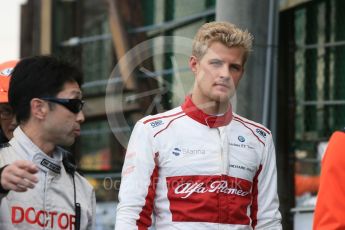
[43,171,48,230]
[220,126,229,174]
[217,126,229,229]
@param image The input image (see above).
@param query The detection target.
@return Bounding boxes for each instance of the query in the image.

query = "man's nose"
[76,111,85,123]
[220,67,231,80]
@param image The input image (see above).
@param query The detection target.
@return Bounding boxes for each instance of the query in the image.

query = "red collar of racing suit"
[181,95,233,128]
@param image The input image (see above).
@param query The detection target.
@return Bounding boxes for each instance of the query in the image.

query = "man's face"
[43,81,85,147]
[189,42,245,106]
[0,103,16,140]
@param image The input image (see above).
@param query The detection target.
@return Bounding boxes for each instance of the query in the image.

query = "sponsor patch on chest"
[166,175,252,225]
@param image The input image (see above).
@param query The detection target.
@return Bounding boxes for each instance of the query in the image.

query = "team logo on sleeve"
[255,128,267,138]
[150,120,164,128]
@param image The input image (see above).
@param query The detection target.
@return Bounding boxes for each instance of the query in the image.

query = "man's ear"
[189,56,198,74]
[30,99,48,119]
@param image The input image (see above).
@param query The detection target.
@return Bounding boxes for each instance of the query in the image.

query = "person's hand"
[1,160,39,192]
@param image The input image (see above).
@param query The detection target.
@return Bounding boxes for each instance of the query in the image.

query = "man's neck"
[20,124,55,157]
[190,94,229,115]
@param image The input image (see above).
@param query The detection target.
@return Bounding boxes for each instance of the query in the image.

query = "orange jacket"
[313,131,345,230]
[295,174,319,196]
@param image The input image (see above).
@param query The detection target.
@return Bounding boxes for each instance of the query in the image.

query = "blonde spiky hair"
[192,21,253,62]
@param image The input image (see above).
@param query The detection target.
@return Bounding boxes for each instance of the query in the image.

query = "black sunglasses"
[40,97,85,114]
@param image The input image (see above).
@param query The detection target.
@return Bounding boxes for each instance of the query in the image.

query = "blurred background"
[1,0,344,229]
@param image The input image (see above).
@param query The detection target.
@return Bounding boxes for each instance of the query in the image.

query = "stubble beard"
[57,133,75,147]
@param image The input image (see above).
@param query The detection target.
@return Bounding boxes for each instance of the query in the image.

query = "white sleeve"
[0,154,9,199]
[115,121,157,230]
[87,189,96,230]
[253,134,282,229]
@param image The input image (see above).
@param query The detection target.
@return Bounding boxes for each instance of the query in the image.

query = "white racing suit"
[116,96,282,230]
[0,127,96,230]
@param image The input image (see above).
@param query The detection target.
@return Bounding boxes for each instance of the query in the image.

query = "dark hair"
[0,128,9,145]
[9,56,83,123]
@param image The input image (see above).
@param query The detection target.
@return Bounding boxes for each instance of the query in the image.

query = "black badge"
[40,159,61,174]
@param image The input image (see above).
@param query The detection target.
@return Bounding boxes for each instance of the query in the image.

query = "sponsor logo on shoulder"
[150,119,164,128]
[256,128,267,138]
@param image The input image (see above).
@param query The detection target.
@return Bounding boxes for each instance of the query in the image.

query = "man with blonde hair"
[116,21,282,229]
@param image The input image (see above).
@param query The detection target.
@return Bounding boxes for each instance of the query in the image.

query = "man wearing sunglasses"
[0,56,95,229]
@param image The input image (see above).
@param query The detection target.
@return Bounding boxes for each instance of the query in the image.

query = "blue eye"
[210,61,222,66]
[230,65,241,71]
